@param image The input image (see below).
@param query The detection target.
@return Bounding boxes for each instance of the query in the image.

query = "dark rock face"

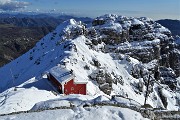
[92,19,105,26]
[169,49,180,77]
[92,59,101,68]
[159,67,177,90]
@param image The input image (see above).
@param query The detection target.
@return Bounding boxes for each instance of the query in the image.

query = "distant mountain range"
[156,19,180,37]
[0,13,179,68]
[0,13,92,29]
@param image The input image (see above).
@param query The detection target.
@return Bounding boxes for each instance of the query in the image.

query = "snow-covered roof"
[73,74,88,84]
[49,66,74,84]
[49,66,88,84]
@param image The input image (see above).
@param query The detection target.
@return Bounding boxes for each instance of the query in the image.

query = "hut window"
[71,87,74,90]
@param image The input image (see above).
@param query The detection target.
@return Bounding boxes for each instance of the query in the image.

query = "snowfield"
[0,106,149,120]
[0,86,59,114]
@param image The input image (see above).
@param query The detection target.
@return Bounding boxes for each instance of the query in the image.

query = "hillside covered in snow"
[0,14,179,119]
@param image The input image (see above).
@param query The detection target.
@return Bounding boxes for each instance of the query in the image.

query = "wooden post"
[10,68,15,87]
[144,74,151,105]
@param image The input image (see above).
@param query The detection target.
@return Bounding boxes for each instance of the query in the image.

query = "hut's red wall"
[64,79,86,95]
[48,74,62,93]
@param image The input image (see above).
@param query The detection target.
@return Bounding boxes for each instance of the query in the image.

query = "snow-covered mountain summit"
[0,14,179,115]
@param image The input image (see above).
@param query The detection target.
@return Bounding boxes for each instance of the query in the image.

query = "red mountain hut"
[48,66,88,95]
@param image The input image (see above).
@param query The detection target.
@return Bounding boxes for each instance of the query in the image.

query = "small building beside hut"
[48,66,87,95]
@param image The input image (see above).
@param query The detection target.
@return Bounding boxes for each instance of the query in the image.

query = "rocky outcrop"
[89,69,113,95]
[86,14,179,84]
[89,69,124,95]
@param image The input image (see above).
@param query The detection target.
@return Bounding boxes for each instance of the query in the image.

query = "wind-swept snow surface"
[0,106,149,120]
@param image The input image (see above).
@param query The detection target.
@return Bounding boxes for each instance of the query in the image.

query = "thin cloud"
[0,0,30,11]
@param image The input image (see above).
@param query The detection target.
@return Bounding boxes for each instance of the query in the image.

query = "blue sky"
[0,0,179,20]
